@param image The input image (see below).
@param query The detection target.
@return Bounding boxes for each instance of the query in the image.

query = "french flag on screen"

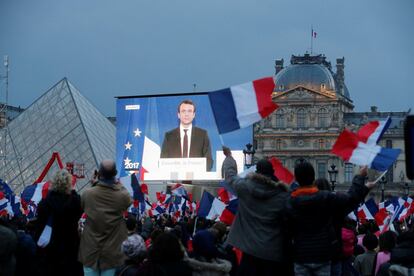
[332,117,401,171]
[208,77,278,134]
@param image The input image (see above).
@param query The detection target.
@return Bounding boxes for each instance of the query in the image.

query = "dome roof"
[274,54,352,99]
[274,64,336,93]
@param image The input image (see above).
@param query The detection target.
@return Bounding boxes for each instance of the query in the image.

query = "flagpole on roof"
[310,25,313,55]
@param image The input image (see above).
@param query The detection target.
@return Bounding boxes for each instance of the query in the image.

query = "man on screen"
[161,99,213,171]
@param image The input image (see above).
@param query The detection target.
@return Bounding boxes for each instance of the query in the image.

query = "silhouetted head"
[98,159,117,180]
[222,146,231,157]
[256,159,278,182]
[294,161,315,187]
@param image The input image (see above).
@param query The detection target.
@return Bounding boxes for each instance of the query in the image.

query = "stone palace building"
[254,53,410,199]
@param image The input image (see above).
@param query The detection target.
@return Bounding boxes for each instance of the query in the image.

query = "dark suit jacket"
[161,126,213,171]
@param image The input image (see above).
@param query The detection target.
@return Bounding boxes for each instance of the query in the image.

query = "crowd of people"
[1,158,414,276]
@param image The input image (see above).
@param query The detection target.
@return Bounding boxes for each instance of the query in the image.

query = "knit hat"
[193,229,218,260]
[121,234,147,259]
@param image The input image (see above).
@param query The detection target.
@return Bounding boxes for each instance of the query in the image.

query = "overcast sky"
[0,0,413,116]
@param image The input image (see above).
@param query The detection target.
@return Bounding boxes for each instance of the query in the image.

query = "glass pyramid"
[0,78,115,193]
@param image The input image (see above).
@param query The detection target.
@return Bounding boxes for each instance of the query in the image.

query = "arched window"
[318,108,328,128]
[276,110,285,128]
[297,108,306,128]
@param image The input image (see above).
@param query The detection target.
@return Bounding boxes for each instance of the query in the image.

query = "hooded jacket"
[226,170,289,261]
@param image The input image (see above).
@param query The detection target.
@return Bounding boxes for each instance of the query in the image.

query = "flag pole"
[310,25,313,55]
[374,170,388,184]
[219,134,224,147]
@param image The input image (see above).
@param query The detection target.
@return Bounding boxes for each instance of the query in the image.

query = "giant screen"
[116,94,252,180]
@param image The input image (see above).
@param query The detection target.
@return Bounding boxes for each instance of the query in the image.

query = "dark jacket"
[0,224,17,276]
[35,190,83,276]
[161,126,213,170]
[377,236,414,276]
[136,259,193,276]
[226,170,289,261]
[286,175,369,263]
[115,259,144,276]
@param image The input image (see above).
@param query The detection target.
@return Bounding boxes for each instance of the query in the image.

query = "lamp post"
[379,176,387,202]
[328,164,338,191]
[400,171,409,197]
[243,143,255,169]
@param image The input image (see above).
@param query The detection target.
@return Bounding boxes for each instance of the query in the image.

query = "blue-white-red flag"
[356,117,391,145]
[208,77,278,134]
[197,191,226,220]
[398,197,414,222]
[120,173,147,214]
[219,199,238,225]
[357,198,378,223]
[332,118,400,171]
[170,183,188,199]
[0,179,13,198]
[21,181,50,205]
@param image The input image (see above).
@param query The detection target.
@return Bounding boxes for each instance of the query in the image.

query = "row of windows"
[268,108,330,128]
[265,139,329,150]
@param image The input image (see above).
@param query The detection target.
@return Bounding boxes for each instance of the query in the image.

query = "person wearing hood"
[79,160,132,275]
[35,169,83,276]
[224,158,291,276]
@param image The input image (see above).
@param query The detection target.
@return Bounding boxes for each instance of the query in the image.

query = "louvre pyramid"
[0,78,115,193]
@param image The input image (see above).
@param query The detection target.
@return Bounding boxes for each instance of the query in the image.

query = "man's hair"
[379,231,397,252]
[222,146,231,157]
[177,99,196,113]
[294,161,315,187]
[256,159,278,182]
[98,159,117,180]
[363,233,378,251]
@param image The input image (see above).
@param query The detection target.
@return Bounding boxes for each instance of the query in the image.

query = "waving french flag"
[332,118,400,171]
[357,198,378,222]
[208,77,278,134]
[270,157,295,185]
[357,117,391,145]
[21,181,50,206]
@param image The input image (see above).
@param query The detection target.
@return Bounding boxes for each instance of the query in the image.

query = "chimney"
[275,59,284,75]
[336,57,345,94]
[370,106,378,113]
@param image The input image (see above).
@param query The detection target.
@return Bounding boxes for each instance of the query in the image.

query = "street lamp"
[379,176,387,202]
[243,143,256,169]
[328,164,338,191]
[400,171,409,197]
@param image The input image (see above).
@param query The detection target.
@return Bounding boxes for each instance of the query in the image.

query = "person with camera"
[79,160,132,276]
